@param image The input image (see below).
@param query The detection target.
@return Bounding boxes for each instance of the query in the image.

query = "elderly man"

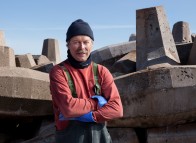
[49,19,123,143]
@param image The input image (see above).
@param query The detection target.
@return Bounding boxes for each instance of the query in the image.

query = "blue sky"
[0,0,195,60]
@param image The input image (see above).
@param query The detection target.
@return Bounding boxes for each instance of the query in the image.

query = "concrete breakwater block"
[108,65,196,128]
[0,67,53,117]
[91,41,136,64]
[147,122,196,143]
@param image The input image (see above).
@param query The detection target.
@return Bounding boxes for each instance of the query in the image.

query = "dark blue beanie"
[66,19,94,42]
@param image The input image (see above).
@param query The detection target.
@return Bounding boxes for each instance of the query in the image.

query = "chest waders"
[55,62,112,143]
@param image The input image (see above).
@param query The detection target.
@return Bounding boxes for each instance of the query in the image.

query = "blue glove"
[91,95,107,107]
[59,113,74,121]
[59,112,95,122]
[75,111,95,122]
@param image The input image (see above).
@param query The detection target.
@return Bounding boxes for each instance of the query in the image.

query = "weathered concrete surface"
[108,128,139,143]
[31,62,54,73]
[15,53,36,68]
[176,43,193,65]
[0,31,6,46]
[147,122,196,143]
[0,46,16,67]
[42,39,61,65]
[33,55,51,65]
[92,41,136,64]
[129,33,136,41]
[136,6,180,70]
[0,67,52,117]
[191,33,196,42]
[108,66,196,128]
[188,37,196,65]
[111,50,136,74]
[172,21,192,44]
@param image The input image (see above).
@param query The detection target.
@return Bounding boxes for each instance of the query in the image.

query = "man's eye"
[73,41,79,44]
[84,41,90,45]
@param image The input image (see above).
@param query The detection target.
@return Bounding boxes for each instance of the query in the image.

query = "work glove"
[59,111,95,122]
[91,95,107,107]
[75,111,95,122]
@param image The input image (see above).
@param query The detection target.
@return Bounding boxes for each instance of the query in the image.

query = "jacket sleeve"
[92,66,123,122]
[49,65,97,118]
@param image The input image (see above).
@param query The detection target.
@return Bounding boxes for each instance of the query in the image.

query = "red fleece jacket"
[49,60,123,130]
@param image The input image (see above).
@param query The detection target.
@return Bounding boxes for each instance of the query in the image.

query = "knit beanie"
[66,19,94,42]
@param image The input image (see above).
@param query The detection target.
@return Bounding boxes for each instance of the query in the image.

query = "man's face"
[67,35,93,62]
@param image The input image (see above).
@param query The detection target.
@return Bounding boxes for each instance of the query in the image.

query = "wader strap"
[59,62,101,97]
[93,63,101,95]
[60,66,77,98]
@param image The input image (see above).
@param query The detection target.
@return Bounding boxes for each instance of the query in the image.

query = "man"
[49,19,123,143]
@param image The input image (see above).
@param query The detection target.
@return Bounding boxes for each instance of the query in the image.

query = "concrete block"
[176,43,192,65]
[136,6,180,70]
[172,21,192,44]
[0,31,6,46]
[129,33,136,41]
[33,55,51,65]
[31,62,54,73]
[92,41,136,64]
[0,67,52,117]
[0,46,16,67]
[92,41,136,71]
[187,37,196,65]
[147,123,196,143]
[15,53,36,68]
[108,66,196,128]
[191,33,196,42]
[111,50,136,74]
[108,127,139,143]
[42,39,61,64]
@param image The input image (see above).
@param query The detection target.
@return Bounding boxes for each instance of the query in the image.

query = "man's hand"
[58,95,107,122]
[91,95,107,107]
[75,111,95,122]
[59,112,95,122]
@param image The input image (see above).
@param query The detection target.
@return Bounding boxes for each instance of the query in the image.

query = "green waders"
[56,63,112,143]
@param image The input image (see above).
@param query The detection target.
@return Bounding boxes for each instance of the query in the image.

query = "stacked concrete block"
[108,128,139,143]
[172,21,193,65]
[0,46,16,67]
[109,66,196,128]
[136,6,180,70]
[31,62,54,73]
[0,67,52,117]
[191,33,196,42]
[187,37,196,65]
[92,41,136,71]
[111,50,136,75]
[176,43,193,65]
[32,55,51,65]
[0,30,6,46]
[31,55,54,73]
[147,123,196,143]
[129,33,136,41]
[42,38,61,65]
[0,31,15,67]
[172,21,192,44]
[15,53,36,68]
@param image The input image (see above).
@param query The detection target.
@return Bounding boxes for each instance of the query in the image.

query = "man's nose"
[79,42,86,48]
